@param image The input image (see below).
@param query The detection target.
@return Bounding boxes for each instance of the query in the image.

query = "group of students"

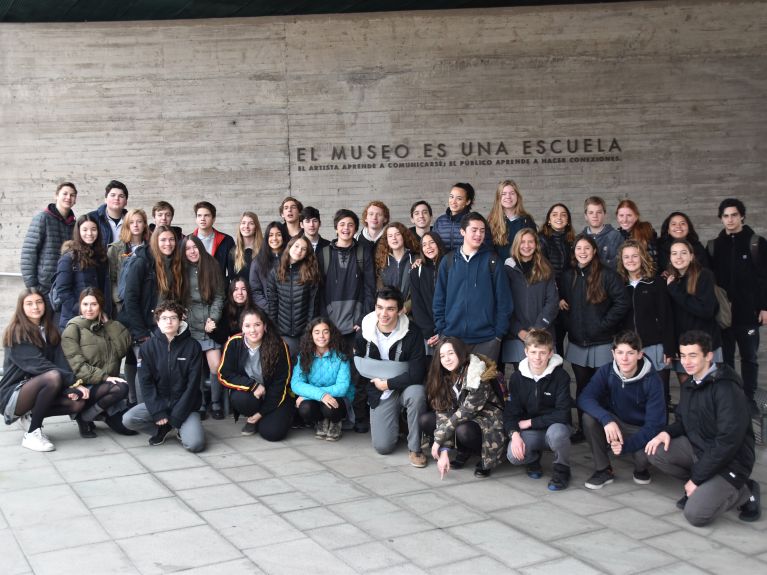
[2,178,764,528]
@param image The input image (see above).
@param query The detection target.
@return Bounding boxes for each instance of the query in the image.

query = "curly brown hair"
[374,222,420,277]
[240,307,285,379]
[297,317,348,375]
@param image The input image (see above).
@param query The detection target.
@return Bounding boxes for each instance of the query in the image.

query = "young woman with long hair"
[615,199,659,268]
[228,211,264,281]
[409,231,445,355]
[249,221,285,310]
[180,235,226,419]
[118,225,184,403]
[266,235,321,357]
[657,211,709,273]
[488,179,537,259]
[211,278,253,346]
[218,307,294,441]
[375,222,420,303]
[559,234,629,441]
[61,288,136,437]
[420,337,506,478]
[290,318,353,441]
[616,240,675,404]
[665,239,723,378]
[55,213,111,329]
[432,183,476,252]
[538,203,575,354]
[502,229,559,367]
[0,288,86,451]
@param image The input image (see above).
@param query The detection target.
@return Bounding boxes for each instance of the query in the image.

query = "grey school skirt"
[3,380,28,425]
[642,343,670,372]
[565,342,612,368]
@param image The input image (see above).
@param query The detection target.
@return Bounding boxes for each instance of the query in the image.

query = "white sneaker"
[15,412,31,432]
[22,428,55,452]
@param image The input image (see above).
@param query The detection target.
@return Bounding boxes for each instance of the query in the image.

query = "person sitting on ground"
[291,318,353,442]
[505,329,572,491]
[122,301,205,452]
[578,330,666,490]
[645,330,760,526]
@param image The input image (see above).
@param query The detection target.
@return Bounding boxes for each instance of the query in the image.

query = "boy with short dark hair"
[582,195,623,269]
[192,201,234,278]
[89,179,128,248]
[300,206,329,251]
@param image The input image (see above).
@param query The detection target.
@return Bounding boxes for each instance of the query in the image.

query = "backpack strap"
[319,244,331,275]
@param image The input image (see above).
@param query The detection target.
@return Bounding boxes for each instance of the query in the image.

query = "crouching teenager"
[123,301,205,452]
[505,329,572,490]
[218,308,294,441]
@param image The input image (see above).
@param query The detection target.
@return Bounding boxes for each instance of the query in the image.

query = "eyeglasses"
[158,315,179,322]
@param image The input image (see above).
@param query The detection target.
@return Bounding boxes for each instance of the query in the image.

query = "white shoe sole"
[21,438,55,452]
[584,478,614,490]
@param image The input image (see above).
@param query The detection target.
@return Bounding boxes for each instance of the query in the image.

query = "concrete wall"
[0,0,765,327]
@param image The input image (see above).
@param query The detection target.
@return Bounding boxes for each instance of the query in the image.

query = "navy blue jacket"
[89,204,127,249]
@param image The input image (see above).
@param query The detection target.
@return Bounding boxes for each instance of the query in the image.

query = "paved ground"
[1,409,765,575]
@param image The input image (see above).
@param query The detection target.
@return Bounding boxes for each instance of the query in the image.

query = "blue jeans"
[722,325,760,400]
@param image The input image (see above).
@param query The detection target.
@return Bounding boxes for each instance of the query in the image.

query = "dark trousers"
[344,332,368,425]
[298,398,347,424]
[582,413,649,472]
[418,410,482,455]
[230,390,295,442]
[722,324,760,400]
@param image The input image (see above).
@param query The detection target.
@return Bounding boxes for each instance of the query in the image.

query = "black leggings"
[15,370,85,432]
[298,398,347,424]
[418,410,482,455]
[81,381,129,421]
[230,390,295,442]
[571,364,596,430]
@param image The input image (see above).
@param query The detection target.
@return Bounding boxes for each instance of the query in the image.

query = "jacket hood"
[67,316,105,332]
[685,363,744,392]
[611,356,652,383]
[45,203,76,225]
[153,320,191,340]
[519,353,564,379]
[465,353,498,389]
[717,224,757,242]
[360,310,410,345]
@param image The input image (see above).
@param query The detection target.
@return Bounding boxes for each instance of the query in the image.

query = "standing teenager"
[432,183,476,252]
[228,211,264,282]
[249,221,285,310]
[409,231,445,356]
[375,222,419,304]
[488,179,537,260]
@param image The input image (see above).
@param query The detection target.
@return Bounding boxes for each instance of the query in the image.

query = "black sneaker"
[241,422,258,436]
[526,458,543,479]
[738,479,761,522]
[210,409,225,420]
[633,469,652,485]
[548,463,571,491]
[452,451,470,470]
[584,467,615,490]
[148,423,174,446]
[474,463,491,478]
[676,494,688,510]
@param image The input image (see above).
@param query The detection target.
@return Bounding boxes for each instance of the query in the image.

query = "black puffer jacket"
[665,364,754,489]
[560,263,629,347]
[138,323,202,428]
[20,204,76,295]
[666,268,721,350]
[117,244,157,341]
[266,264,319,338]
[539,230,572,289]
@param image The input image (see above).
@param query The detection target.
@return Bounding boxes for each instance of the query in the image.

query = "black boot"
[105,411,139,436]
[75,415,97,439]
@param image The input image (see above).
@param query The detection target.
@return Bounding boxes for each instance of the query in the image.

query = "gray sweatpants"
[370,385,426,454]
[506,423,571,467]
[583,413,649,472]
[123,403,206,453]
[647,435,751,527]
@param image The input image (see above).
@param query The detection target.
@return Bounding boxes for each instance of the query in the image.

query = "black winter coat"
[621,277,676,356]
[560,264,629,347]
[138,324,202,428]
[665,364,754,489]
[117,244,157,341]
[409,259,438,340]
[666,269,721,350]
[266,264,319,338]
[55,249,111,330]
[503,358,572,435]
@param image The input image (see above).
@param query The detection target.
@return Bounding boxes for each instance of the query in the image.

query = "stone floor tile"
[13,515,109,555]
[608,488,682,517]
[239,476,293,497]
[72,473,172,508]
[0,464,65,493]
[330,496,400,522]
[355,470,431,496]
[260,490,320,513]
[245,537,358,574]
[282,506,346,530]
[295,436,369,461]
[493,501,599,540]
[28,541,139,575]
[556,529,675,574]
[222,435,288,453]
[219,463,273,482]
[518,556,603,575]
[0,528,32,574]
[645,529,767,572]
[42,432,126,461]
[334,541,409,572]
[129,444,207,472]
[542,487,624,515]
[248,454,326,476]
[93,497,204,539]
[177,557,265,574]
[331,497,434,539]
[0,444,58,471]
[304,522,373,550]
[176,483,257,512]
[53,452,146,482]
[449,519,562,568]
[590,507,678,540]
[368,564,430,575]
[118,524,242,574]
[202,503,305,549]
[0,484,90,527]
[434,555,519,575]
[155,465,231,490]
[199,452,255,469]
[389,528,480,568]
[442,480,537,512]
[634,562,709,575]
[393,491,487,528]
[324,454,394,478]
[284,470,369,504]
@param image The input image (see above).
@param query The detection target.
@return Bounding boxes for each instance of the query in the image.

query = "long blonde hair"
[511,229,552,284]
[488,179,533,246]
[233,211,264,274]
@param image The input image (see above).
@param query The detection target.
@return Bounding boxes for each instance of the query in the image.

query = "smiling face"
[679,343,714,380]
[232,280,248,305]
[621,246,642,277]
[79,221,99,246]
[421,235,439,262]
[375,298,400,332]
[311,322,331,354]
[185,240,200,264]
[448,187,469,215]
[439,342,460,372]
[669,242,693,274]
[288,238,309,263]
[500,185,518,212]
[55,185,77,213]
[267,227,284,252]
[23,293,46,325]
[548,205,569,232]
[80,295,101,321]
[365,205,386,233]
[158,231,176,256]
[616,207,638,232]
[240,216,256,239]
[525,343,553,375]
[241,313,266,347]
[668,215,689,239]
[613,343,642,377]
[518,231,536,261]
[574,238,595,267]
[386,227,404,252]
[460,218,486,252]
[410,203,431,230]
[335,216,357,245]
